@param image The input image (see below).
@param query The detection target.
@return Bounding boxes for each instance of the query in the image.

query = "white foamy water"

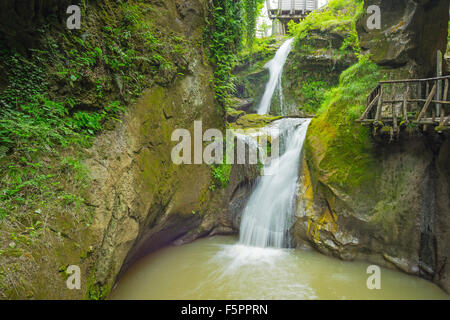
[257,38,295,115]
[239,118,311,248]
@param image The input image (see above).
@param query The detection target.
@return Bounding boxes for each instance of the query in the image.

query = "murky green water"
[110,236,449,300]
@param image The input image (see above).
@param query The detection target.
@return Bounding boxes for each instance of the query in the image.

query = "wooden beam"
[379,75,450,84]
[440,79,448,126]
[360,92,380,120]
[390,89,398,133]
[437,50,442,117]
[402,83,409,124]
[374,85,383,125]
[407,99,450,104]
[443,116,450,126]
[418,82,422,100]
[417,83,437,121]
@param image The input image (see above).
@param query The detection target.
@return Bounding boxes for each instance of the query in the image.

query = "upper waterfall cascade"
[257,38,295,115]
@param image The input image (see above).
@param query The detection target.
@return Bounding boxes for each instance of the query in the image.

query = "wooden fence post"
[437,50,442,117]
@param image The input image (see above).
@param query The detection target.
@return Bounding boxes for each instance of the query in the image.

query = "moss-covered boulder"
[282,30,357,115]
[229,113,281,130]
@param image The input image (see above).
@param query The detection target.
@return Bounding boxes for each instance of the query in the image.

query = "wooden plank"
[379,75,450,84]
[393,102,398,133]
[437,50,443,117]
[408,99,450,104]
[417,83,437,121]
[360,92,380,120]
[403,83,409,124]
[380,99,450,104]
[440,79,448,126]
[374,85,383,125]
[391,88,398,133]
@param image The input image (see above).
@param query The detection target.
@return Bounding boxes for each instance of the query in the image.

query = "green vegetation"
[0,0,192,220]
[288,0,363,53]
[0,0,201,299]
[306,56,381,190]
[210,162,232,190]
[204,0,269,108]
[299,79,329,114]
[243,0,266,50]
[282,0,363,114]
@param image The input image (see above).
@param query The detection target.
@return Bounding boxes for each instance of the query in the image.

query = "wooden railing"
[358,75,450,133]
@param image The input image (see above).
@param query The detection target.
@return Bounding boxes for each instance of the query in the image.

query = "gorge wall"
[0,0,259,299]
[295,0,450,293]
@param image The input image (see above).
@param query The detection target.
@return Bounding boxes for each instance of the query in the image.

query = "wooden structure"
[358,75,450,133]
[266,0,319,33]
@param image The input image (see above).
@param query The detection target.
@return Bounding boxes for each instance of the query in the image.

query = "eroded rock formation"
[296,0,450,293]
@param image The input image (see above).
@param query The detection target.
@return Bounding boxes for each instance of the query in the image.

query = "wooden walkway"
[357,75,450,133]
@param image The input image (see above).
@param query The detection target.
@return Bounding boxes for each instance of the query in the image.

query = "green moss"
[87,282,111,300]
[288,0,364,53]
[306,56,381,191]
[283,0,363,114]
[230,113,281,129]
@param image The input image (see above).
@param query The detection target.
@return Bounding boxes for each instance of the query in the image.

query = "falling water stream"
[110,39,449,300]
[239,118,310,248]
[257,38,294,115]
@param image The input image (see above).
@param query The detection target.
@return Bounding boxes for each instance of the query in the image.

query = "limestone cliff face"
[296,134,450,290]
[80,0,243,297]
[296,0,450,293]
[356,0,449,76]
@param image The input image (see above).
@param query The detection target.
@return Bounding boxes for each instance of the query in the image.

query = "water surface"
[110,236,449,300]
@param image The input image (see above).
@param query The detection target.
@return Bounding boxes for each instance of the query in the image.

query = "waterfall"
[257,38,295,115]
[239,37,309,248]
[239,118,311,248]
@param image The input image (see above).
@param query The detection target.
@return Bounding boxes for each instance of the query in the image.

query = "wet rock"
[226,108,246,123]
[230,114,281,130]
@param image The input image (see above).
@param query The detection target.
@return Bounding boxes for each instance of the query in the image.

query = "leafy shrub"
[210,163,232,190]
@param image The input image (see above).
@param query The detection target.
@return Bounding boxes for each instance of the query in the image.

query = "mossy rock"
[226,108,245,123]
[230,113,281,130]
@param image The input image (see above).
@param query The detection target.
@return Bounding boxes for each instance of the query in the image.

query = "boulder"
[356,0,449,76]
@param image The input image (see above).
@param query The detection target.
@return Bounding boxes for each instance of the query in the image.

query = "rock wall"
[0,0,254,299]
[0,0,71,46]
[296,0,450,293]
[356,0,449,77]
[282,29,357,115]
[80,0,240,297]
[296,133,450,290]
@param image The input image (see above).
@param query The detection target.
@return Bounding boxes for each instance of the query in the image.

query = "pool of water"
[110,236,449,300]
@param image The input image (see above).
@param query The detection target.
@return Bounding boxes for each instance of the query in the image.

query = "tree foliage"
[204,0,264,109]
